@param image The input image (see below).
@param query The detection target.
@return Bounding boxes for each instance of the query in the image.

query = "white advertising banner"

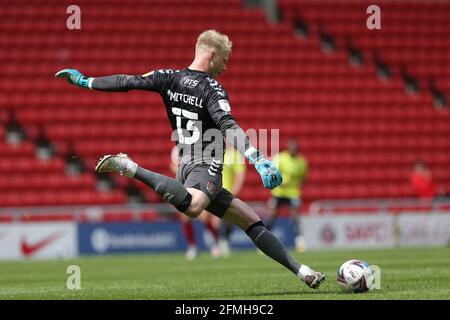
[0,222,77,260]
[303,214,394,250]
[395,212,450,246]
[303,212,450,249]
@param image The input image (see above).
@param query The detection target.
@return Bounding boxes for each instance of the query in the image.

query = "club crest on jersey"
[206,181,218,195]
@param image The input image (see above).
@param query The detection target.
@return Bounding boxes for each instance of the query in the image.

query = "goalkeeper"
[55,29,324,289]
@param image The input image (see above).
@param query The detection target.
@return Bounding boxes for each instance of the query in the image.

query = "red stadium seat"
[0,0,449,208]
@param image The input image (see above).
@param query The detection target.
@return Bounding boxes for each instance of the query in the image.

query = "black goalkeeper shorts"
[176,161,234,218]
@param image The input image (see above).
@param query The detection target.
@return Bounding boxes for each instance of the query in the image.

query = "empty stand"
[0,0,449,208]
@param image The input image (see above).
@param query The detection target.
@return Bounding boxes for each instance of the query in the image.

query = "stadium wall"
[302,212,450,250]
[0,221,77,260]
[0,205,449,260]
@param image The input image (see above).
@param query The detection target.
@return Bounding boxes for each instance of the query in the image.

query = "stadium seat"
[0,0,449,209]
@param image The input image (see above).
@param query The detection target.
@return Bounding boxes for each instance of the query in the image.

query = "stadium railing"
[0,203,176,223]
[2,197,450,223]
[309,197,450,215]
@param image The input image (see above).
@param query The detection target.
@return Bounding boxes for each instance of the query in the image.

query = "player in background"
[169,145,221,260]
[267,139,308,253]
[55,29,325,289]
[410,159,437,201]
[217,144,247,256]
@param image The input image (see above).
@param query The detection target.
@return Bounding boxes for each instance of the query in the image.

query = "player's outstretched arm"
[55,69,156,92]
[55,69,93,88]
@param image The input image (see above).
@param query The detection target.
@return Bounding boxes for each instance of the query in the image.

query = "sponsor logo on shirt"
[206,181,218,195]
[181,76,199,88]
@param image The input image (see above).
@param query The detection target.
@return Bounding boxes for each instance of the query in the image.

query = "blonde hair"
[196,29,232,55]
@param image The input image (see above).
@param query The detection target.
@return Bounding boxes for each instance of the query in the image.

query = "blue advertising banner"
[78,218,296,255]
[79,221,184,254]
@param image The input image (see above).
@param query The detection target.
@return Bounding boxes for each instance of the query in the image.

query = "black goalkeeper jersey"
[92,68,245,165]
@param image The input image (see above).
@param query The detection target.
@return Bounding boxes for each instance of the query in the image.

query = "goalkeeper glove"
[55,69,92,88]
[246,149,282,190]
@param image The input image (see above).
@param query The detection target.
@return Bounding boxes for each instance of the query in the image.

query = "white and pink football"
[336,259,374,293]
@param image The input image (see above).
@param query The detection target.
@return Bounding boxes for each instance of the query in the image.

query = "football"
[336,259,374,293]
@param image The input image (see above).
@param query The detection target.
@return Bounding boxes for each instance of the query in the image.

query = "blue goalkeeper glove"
[247,149,283,190]
[55,69,92,88]
[255,158,283,189]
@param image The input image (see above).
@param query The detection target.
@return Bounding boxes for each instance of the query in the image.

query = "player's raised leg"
[95,153,209,218]
[222,198,325,289]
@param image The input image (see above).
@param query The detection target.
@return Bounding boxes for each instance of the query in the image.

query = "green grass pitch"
[0,246,449,300]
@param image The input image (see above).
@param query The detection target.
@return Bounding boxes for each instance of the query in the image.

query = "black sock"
[246,221,300,275]
[134,167,192,212]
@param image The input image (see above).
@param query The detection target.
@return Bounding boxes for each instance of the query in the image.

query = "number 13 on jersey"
[172,107,200,144]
